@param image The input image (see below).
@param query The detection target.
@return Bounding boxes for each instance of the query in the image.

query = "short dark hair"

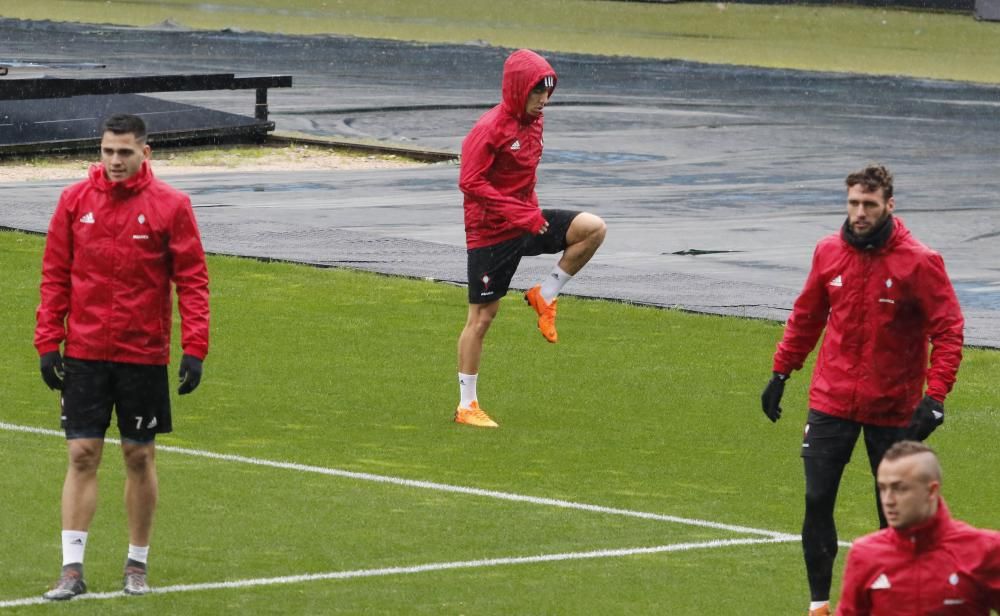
[845,164,893,200]
[101,113,147,142]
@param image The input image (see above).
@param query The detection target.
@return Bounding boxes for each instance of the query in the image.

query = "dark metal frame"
[0,73,292,121]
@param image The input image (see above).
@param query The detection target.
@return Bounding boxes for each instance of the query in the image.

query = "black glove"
[40,351,65,390]
[177,354,203,395]
[760,372,789,423]
[905,395,944,441]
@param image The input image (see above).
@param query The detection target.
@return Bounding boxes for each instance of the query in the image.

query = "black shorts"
[60,357,172,443]
[467,209,581,304]
[801,409,907,471]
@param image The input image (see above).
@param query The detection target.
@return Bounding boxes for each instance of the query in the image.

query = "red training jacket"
[773,217,963,426]
[460,48,557,249]
[35,161,210,365]
[837,499,1000,615]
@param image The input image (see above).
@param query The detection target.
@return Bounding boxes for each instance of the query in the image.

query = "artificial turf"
[1,229,996,613]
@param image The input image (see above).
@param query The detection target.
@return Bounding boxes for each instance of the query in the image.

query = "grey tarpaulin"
[2,18,998,346]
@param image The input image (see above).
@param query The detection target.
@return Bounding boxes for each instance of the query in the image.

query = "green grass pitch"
[1,229,997,613]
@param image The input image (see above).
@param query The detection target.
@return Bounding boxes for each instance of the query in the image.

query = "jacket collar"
[88,159,154,197]
[841,214,895,251]
[889,497,951,553]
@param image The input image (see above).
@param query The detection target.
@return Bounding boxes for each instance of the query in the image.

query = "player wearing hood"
[455,49,606,428]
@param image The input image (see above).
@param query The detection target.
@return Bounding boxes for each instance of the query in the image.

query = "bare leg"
[122,442,157,547]
[61,438,105,532]
[557,212,606,275]
[457,301,501,375]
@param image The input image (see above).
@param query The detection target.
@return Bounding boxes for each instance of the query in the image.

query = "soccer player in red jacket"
[35,114,210,600]
[760,165,965,616]
[455,49,606,428]
[837,441,1000,615]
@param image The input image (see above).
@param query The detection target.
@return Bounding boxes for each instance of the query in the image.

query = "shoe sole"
[454,417,498,428]
[43,590,86,601]
[454,411,498,428]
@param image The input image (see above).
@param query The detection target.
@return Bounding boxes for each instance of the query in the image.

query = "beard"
[851,210,891,237]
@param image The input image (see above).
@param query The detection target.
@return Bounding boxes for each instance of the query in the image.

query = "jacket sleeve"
[835,546,871,616]
[34,194,73,355]
[982,531,1000,612]
[773,244,830,374]
[169,198,210,360]
[459,123,546,234]
[917,253,963,401]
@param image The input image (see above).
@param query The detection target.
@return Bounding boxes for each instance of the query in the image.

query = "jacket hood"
[88,159,154,196]
[501,49,557,124]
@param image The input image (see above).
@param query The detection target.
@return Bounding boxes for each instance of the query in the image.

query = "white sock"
[128,544,150,565]
[459,373,478,408]
[62,530,88,566]
[809,600,829,611]
[539,265,572,303]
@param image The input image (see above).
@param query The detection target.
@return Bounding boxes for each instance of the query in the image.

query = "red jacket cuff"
[528,212,546,234]
[924,386,946,403]
[182,347,208,361]
[37,343,60,356]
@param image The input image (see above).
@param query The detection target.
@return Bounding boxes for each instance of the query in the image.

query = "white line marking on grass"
[0,536,796,608]
[1,421,797,540]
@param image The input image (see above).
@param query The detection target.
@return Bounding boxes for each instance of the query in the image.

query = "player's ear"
[927,479,940,501]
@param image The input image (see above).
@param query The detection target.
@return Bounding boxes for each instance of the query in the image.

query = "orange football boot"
[454,401,498,428]
[524,285,558,343]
